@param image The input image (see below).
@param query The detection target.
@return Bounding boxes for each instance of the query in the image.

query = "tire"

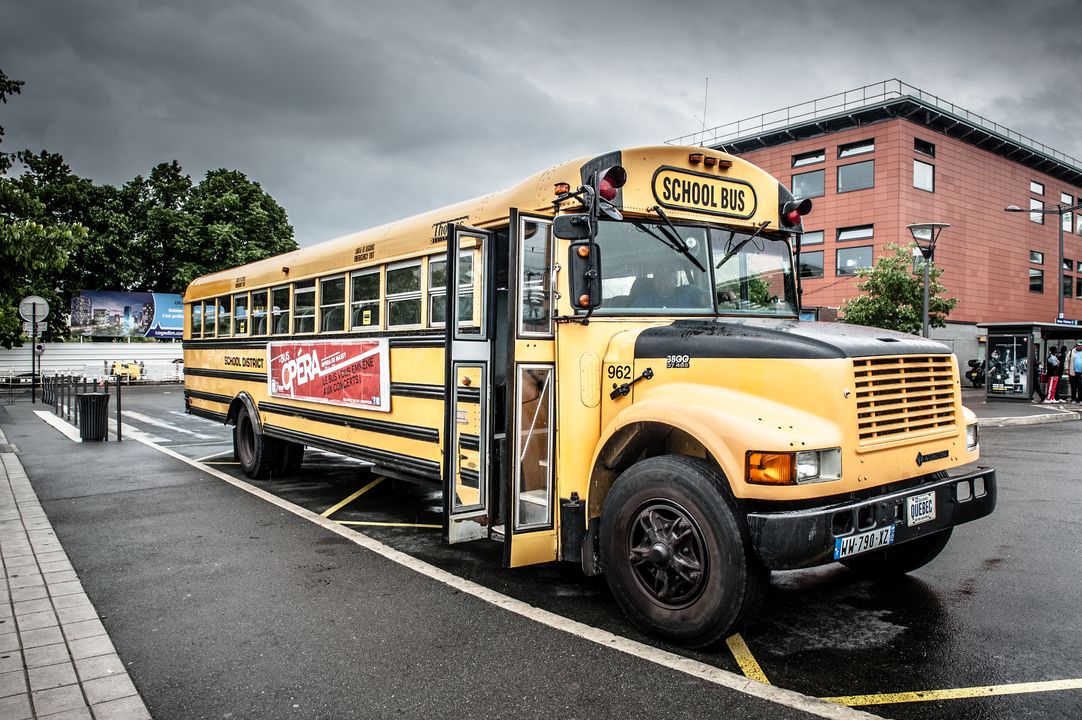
[599,455,768,648]
[234,405,279,480]
[840,527,953,576]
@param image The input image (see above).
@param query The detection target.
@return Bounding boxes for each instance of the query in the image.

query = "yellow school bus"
[183,145,996,647]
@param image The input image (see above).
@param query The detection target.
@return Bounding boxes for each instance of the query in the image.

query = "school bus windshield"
[593,220,797,316]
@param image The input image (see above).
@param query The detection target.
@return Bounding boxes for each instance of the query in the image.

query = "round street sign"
[18,295,50,322]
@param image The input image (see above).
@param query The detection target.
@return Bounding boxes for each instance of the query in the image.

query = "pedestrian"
[1069,341,1082,403]
[1059,345,1069,400]
[1033,348,1046,402]
[1045,347,1062,403]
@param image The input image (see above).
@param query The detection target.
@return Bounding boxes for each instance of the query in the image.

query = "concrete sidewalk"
[1,428,151,720]
[960,387,1082,427]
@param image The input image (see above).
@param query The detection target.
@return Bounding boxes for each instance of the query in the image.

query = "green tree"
[840,242,958,334]
[126,160,195,293]
[0,71,85,347]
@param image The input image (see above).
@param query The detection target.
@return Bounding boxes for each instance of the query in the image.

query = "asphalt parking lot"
[6,384,1082,718]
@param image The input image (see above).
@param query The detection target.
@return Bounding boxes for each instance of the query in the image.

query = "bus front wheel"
[599,455,767,648]
[234,406,279,480]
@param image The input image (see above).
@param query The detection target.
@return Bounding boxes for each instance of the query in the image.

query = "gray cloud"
[3,0,1080,246]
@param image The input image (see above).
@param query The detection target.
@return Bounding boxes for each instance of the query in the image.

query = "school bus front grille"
[853,355,957,447]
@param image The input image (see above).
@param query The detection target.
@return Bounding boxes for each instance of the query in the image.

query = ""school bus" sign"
[651,167,757,219]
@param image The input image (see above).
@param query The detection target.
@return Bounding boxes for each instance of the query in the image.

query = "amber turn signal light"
[746,451,795,485]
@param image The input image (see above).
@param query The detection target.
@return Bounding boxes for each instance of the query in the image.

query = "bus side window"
[204,300,217,338]
[217,295,233,337]
[293,281,316,334]
[233,292,249,336]
[271,286,290,335]
[428,255,448,326]
[387,261,422,327]
[250,290,268,336]
[350,269,381,329]
[190,303,202,339]
[320,275,346,333]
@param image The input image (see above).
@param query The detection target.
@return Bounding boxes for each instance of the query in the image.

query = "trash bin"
[77,392,110,442]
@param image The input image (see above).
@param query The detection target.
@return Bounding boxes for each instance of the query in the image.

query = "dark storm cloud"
[2,0,1080,245]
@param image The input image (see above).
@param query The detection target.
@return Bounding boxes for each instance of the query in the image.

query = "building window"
[1065,259,1074,272]
[319,275,346,332]
[837,225,874,242]
[1077,214,1082,236]
[1063,193,1074,233]
[838,139,874,158]
[1030,198,1044,224]
[1030,180,1044,195]
[1065,275,1073,298]
[913,160,934,192]
[1077,278,1082,298]
[792,149,825,168]
[837,246,873,276]
[801,230,824,245]
[292,281,315,334]
[791,169,824,199]
[386,261,423,327]
[799,250,824,279]
[1030,250,1044,264]
[1030,268,1044,293]
[914,138,936,157]
[350,269,381,329]
[838,160,874,193]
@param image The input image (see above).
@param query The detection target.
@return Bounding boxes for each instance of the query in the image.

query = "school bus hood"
[632,318,950,360]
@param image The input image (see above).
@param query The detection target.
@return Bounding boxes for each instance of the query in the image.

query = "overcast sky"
[3,0,1081,246]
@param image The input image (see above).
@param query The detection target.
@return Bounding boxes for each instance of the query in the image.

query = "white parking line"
[122,410,214,439]
[129,432,880,720]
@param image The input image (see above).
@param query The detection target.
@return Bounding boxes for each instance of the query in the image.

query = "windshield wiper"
[715,220,771,269]
[646,205,706,274]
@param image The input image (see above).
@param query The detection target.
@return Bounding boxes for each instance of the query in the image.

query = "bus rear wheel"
[599,455,767,648]
[234,406,279,480]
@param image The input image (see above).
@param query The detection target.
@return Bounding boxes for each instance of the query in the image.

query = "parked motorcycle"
[964,359,986,388]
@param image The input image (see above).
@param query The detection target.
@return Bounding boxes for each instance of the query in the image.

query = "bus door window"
[190,303,202,339]
[350,269,381,329]
[233,292,249,336]
[319,275,346,332]
[455,249,480,335]
[434,246,481,333]
[271,286,290,335]
[517,219,553,336]
[515,365,554,530]
[293,281,316,334]
[250,290,268,336]
[428,256,449,326]
[386,261,422,327]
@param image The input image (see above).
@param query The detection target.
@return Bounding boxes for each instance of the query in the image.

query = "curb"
[977,409,1081,427]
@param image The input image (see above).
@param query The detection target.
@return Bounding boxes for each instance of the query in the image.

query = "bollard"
[116,377,122,442]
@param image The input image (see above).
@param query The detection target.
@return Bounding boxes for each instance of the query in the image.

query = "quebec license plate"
[834,525,895,560]
[906,491,936,526]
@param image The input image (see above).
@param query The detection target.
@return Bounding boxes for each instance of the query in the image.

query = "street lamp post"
[1005,201,1082,320]
[908,223,951,338]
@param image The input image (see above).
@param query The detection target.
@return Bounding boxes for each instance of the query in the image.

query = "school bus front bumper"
[744,467,996,570]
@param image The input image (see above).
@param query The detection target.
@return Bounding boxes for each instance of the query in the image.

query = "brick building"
[670,80,1082,362]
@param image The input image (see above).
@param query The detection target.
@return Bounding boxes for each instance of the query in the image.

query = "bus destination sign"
[651,167,757,219]
[268,339,390,412]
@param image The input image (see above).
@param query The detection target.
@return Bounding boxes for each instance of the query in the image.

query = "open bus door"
[443,225,495,543]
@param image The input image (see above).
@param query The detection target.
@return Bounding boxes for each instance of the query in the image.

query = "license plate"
[834,525,895,560]
[906,491,936,526]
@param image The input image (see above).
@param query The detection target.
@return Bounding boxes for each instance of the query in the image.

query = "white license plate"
[834,525,895,560]
[906,491,936,526]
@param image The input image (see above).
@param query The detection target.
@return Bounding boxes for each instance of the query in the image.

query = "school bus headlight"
[795,448,842,484]
[965,423,979,451]
[746,452,795,485]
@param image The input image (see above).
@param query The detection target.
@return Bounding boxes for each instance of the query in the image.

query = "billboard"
[69,291,184,339]
[268,339,390,412]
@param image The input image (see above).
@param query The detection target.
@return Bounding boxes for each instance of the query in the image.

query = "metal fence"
[38,373,125,442]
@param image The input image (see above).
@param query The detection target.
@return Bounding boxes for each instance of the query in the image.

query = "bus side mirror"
[568,242,602,310]
[553,214,593,241]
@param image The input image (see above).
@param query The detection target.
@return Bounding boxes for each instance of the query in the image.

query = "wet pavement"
[1,384,1080,718]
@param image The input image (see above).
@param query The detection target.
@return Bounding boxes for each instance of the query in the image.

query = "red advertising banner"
[268,339,390,412]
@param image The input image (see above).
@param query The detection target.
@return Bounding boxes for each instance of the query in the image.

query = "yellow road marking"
[334,520,441,529]
[725,634,770,684]
[320,476,384,517]
[825,678,1082,706]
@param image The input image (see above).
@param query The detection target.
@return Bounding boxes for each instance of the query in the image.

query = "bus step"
[490,524,505,542]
